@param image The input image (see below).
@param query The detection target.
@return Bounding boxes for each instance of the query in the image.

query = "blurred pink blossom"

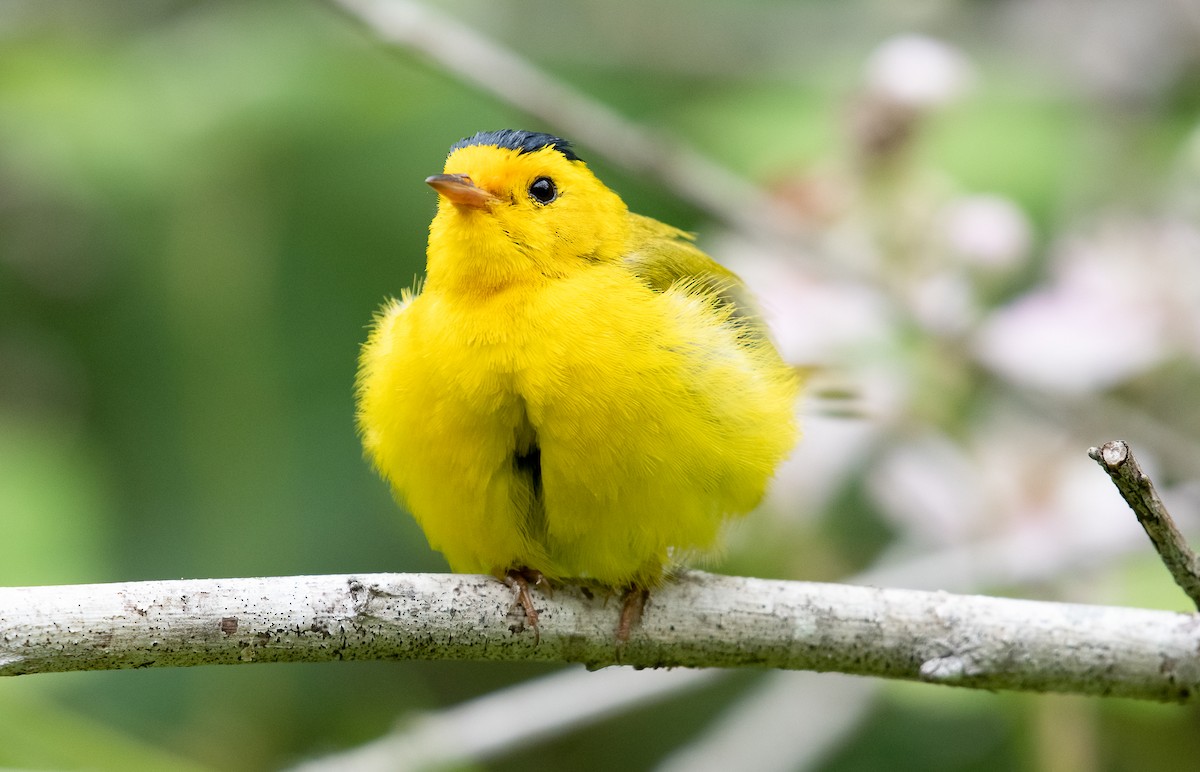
[940,194,1033,271]
[867,413,1136,549]
[864,35,975,109]
[972,217,1200,393]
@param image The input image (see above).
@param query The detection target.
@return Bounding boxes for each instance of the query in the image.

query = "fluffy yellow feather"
[357,130,799,600]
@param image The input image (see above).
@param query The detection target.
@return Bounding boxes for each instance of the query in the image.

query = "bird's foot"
[616,586,650,653]
[503,567,548,644]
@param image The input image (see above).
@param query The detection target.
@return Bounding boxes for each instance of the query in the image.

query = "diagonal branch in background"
[3,571,1199,702]
[328,0,810,250]
[288,667,723,772]
[1089,439,1200,610]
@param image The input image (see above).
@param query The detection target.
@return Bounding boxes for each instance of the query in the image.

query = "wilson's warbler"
[357,129,799,636]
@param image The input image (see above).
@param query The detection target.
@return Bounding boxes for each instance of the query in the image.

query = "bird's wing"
[621,213,767,336]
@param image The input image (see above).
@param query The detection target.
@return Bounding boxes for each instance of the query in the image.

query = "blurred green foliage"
[3,0,1200,770]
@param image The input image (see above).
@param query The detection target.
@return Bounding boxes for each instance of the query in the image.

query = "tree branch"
[291,515,1169,771]
[1089,439,1200,611]
[3,571,1198,702]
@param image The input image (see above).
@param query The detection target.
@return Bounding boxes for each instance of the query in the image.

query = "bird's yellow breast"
[358,257,798,587]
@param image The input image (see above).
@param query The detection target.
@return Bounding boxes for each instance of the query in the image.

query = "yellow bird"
[357,129,799,636]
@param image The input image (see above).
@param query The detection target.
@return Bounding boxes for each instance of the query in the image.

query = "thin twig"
[1089,439,1200,610]
[3,571,1199,702]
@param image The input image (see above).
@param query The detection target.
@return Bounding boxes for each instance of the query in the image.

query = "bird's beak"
[425,174,497,209]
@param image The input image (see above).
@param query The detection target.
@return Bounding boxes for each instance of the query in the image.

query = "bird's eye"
[528,177,557,205]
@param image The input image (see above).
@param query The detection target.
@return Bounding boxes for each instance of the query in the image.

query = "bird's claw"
[616,586,649,655]
[504,568,547,644]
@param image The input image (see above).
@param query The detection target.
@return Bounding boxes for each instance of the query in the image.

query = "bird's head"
[424,130,629,293]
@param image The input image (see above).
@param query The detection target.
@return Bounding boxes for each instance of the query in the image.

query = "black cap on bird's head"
[448,129,582,162]
[427,130,586,209]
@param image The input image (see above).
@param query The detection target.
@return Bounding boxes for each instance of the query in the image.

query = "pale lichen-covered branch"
[2,571,1198,702]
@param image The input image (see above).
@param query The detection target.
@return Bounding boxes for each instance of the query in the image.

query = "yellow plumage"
[357,130,799,590]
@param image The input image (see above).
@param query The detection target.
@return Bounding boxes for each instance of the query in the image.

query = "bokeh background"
[4,0,1200,769]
